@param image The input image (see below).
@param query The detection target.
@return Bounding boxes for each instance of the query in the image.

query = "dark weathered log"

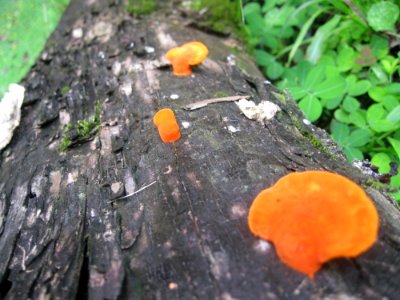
[1,0,400,299]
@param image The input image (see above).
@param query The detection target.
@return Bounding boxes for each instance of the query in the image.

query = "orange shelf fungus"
[165,41,209,76]
[153,108,181,143]
[248,170,379,279]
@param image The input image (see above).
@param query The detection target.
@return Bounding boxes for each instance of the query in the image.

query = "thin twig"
[184,95,251,111]
[110,180,157,202]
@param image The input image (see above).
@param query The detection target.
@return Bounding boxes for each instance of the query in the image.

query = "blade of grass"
[287,8,326,66]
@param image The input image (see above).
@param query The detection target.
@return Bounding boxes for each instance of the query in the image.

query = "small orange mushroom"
[165,41,209,76]
[248,170,379,279]
[153,108,181,143]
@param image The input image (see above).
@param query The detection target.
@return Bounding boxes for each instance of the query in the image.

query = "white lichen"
[72,28,83,39]
[144,46,155,54]
[235,99,281,124]
[0,84,25,151]
[227,125,239,133]
[181,121,190,129]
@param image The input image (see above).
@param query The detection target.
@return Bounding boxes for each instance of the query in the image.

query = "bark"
[1,0,400,299]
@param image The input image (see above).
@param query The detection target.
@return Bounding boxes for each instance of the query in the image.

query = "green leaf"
[299,95,322,122]
[243,2,261,15]
[331,120,349,145]
[304,65,325,90]
[367,104,395,132]
[370,35,389,59]
[348,129,371,147]
[382,95,399,111]
[261,35,279,50]
[306,15,341,64]
[386,105,400,123]
[371,152,392,174]
[368,86,387,101]
[294,61,313,85]
[313,75,346,100]
[337,46,356,72]
[244,4,267,36]
[371,64,389,83]
[387,83,400,94]
[288,9,325,65]
[381,55,400,76]
[287,86,307,100]
[343,96,360,113]
[264,6,295,27]
[266,61,284,80]
[348,80,371,96]
[367,1,399,32]
[254,50,275,66]
[388,137,400,160]
[334,108,351,123]
[350,110,367,128]
[344,147,364,161]
[325,96,343,110]
[391,173,400,188]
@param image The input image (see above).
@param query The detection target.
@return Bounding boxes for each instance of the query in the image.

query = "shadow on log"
[1,0,400,299]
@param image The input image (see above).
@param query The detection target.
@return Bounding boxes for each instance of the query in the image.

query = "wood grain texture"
[0,0,399,299]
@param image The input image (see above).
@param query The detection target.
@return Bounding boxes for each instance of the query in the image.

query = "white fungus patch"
[253,240,272,253]
[163,165,173,174]
[67,170,79,184]
[168,282,178,290]
[144,46,155,54]
[221,292,240,300]
[112,61,122,76]
[72,28,83,39]
[181,121,190,129]
[120,80,133,96]
[303,119,311,125]
[0,84,25,151]
[124,170,137,194]
[230,204,246,218]
[111,182,122,194]
[170,94,179,100]
[59,110,71,126]
[226,54,236,66]
[227,125,239,133]
[236,99,281,124]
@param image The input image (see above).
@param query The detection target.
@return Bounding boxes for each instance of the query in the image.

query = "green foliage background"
[0,0,70,98]
[239,0,400,201]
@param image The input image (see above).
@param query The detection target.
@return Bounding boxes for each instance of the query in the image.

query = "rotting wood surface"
[1,0,400,299]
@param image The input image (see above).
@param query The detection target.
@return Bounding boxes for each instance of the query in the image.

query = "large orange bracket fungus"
[153,108,181,143]
[248,170,379,279]
[165,41,209,76]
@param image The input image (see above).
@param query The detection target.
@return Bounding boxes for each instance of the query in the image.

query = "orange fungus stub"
[248,171,379,279]
[165,41,209,76]
[153,108,181,143]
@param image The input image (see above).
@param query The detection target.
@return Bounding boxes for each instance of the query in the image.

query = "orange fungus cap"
[153,109,181,143]
[248,170,379,279]
[165,41,208,76]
